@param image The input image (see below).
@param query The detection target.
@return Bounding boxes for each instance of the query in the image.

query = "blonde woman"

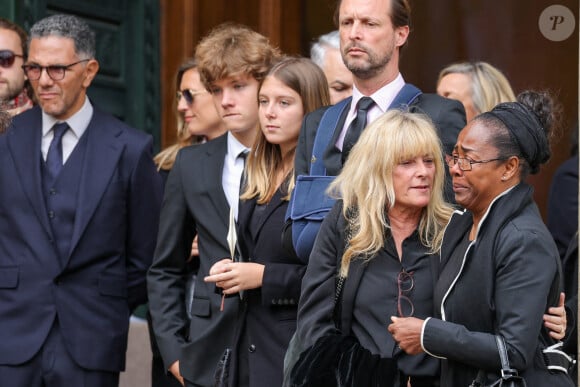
[293,110,453,386]
[437,61,516,122]
[150,58,224,387]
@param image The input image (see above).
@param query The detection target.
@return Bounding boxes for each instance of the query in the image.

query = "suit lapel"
[322,102,350,175]
[68,115,124,260]
[203,135,230,230]
[253,188,285,239]
[7,108,53,237]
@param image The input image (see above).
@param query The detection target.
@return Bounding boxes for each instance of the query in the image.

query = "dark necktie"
[46,122,69,179]
[238,149,249,195]
[342,96,375,163]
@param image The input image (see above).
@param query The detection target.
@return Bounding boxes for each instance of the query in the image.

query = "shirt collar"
[351,73,405,113]
[42,97,93,139]
[226,131,249,160]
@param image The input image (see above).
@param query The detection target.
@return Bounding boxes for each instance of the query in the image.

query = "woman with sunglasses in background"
[149,58,225,387]
[154,58,225,183]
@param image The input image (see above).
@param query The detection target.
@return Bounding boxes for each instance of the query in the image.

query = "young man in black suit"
[147,23,280,387]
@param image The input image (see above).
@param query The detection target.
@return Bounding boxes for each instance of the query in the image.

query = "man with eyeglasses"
[0,17,33,116]
[0,14,163,387]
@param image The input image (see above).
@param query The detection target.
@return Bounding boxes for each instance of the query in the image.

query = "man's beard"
[342,43,392,80]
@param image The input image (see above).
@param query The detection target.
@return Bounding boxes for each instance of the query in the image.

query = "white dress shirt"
[41,97,93,162]
[336,73,406,150]
[222,132,249,220]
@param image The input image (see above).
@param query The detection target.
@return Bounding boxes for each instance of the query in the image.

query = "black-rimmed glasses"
[446,155,506,172]
[22,59,90,81]
[176,89,207,105]
[397,269,415,317]
[0,50,24,68]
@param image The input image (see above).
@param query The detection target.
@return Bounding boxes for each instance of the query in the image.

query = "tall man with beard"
[288,0,466,260]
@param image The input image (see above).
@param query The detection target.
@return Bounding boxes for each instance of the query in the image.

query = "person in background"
[547,124,578,260]
[0,17,33,116]
[437,61,516,122]
[0,14,162,386]
[0,105,10,132]
[149,58,225,387]
[147,23,280,387]
[310,30,353,104]
[389,91,572,386]
[154,58,226,184]
[205,57,330,387]
[547,126,578,384]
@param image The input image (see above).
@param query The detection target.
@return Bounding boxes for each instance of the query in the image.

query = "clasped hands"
[388,292,568,355]
[204,258,265,295]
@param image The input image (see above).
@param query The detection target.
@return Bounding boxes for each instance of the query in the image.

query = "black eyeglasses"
[0,50,24,68]
[176,89,207,105]
[397,269,414,317]
[21,59,90,81]
[446,155,506,172]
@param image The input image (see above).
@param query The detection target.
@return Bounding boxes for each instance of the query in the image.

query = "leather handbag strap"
[496,335,516,375]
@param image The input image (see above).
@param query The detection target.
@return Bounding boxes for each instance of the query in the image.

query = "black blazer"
[231,186,307,387]
[148,134,240,386]
[294,93,466,196]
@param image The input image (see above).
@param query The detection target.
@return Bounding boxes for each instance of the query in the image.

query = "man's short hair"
[29,14,96,59]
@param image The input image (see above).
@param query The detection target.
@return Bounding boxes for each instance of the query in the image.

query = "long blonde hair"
[242,57,330,203]
[329,110,453,276]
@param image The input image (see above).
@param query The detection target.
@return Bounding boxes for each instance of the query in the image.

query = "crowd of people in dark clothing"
[0,0,577,386]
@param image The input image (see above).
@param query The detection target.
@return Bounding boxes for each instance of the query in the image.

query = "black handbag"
[288,334,397,387]
[470,335,527,387]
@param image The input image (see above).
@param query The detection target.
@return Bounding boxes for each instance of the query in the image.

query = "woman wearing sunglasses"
[154,58,225,183]
[150,58,225,387]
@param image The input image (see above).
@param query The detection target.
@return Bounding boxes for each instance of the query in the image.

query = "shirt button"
[248,344,256,353]
[48,211,55,218]
[49,188,57,195]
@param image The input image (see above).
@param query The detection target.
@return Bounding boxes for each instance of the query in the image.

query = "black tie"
[342,97,375,163]
[46,122,69,179]
[238,149,249,195]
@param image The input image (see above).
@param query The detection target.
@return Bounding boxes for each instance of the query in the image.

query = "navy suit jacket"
[0,105,162,372]
[148,134,240,386]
